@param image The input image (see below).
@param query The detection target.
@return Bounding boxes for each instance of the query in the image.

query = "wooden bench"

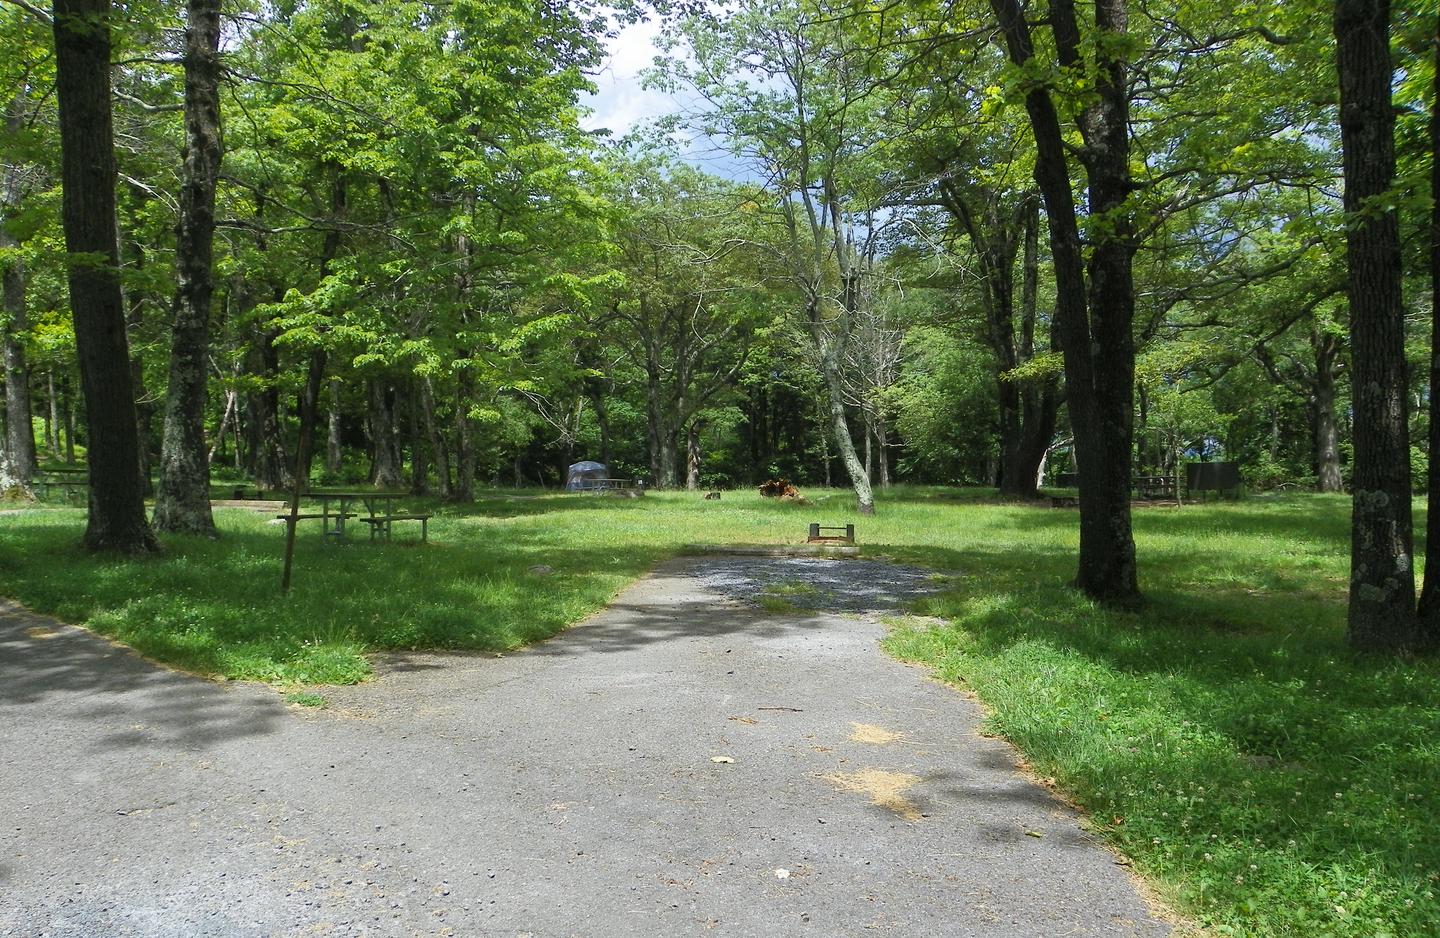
[1132,475,1177,500]
[276,512,356,539]
[359,513,431,542]
[32,478,88,502]
[807,523,855,545]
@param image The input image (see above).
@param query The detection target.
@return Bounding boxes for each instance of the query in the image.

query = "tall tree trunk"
[154,0,222,536]
[1004,198,1057,499]
[52,0,156,552]
[863,409,873,480]
[658,430,679,488]
[209,385,236,465]
[991,0,1137,601]
[2,93,37,482]
[420,376,451,499]
[645,359,663,486]
[592,390,612,467]
[123,245,154,496]
[326,378,342,473]
[813,319,873,513]
[62,377,75,463]
[875,411,891,488]
[366,377,403,488]
[408,379,428,495]
[1312,333,1344,493]
[1336,0,1416,650]
[281,347,325,590]
[819,400,832,487]
[1419,11,1440,644]
[0,434,28,497]
[1,224,36,483]
[685,419,703,490]
[452,367,475,501]
[44,368,58,455]
[245,326,288,489]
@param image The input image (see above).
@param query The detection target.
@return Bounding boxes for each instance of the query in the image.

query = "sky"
[579,18,755,182]
[580,18,673,139]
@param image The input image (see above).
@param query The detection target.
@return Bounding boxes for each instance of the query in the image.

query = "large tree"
[51,0,156,552]
[1334,0,1416,650]
[153,0,222,535]
[990,0,1139,601]
[666,1,890,512]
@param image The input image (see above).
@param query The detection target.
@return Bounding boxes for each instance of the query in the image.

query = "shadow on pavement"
[0,601,284,753]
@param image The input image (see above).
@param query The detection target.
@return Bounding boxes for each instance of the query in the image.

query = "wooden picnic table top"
[306,491,405,508]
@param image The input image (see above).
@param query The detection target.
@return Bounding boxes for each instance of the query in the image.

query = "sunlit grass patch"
[882,495,1440,938]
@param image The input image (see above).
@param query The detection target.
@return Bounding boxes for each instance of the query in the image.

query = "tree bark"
[811,309,873,513]
[0,434,28,497]
[420,376,451,499]
[1335,0,1417,650]
[153,0,222,536]
[686,419,703,490]
[326,378,342,473]
[1312,332,1344,493]
[452,367,475,501]
[52,0,157,552]
[44,368,58,455]
[244,326,288,490]
[366,377,403,488]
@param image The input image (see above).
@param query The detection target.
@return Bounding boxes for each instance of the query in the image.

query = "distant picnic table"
[569,477,645,496]
[279,491,431,542]
[31,468,88,502]
[1131,475,1177,500]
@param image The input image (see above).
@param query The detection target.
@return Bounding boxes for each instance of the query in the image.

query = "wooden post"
[809,522,820,540]
[281,351,325,592]
[845,524,855,542]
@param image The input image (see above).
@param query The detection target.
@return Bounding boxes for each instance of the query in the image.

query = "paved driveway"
[1,558,1171,937]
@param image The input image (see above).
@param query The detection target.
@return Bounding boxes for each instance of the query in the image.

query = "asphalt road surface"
[1,557,1172,937]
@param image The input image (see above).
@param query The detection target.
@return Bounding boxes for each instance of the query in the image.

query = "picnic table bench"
[279,492,430,542]
[571,477,645,496]
[31,471,89,502]
[1132,475,1177,500]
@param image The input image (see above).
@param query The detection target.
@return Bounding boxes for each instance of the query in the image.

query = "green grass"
[1,486,1437,936]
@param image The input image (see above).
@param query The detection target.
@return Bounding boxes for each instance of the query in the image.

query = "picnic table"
[31,469,89,503]
[279,492,430,542]
[1132,475,1177,500]
[570,477,645,496]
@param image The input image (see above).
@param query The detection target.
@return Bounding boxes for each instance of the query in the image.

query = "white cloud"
[580,18,673,137]
[580,17,759,183]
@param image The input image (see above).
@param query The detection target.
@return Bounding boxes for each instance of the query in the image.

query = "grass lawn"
[2,486,1437,936]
